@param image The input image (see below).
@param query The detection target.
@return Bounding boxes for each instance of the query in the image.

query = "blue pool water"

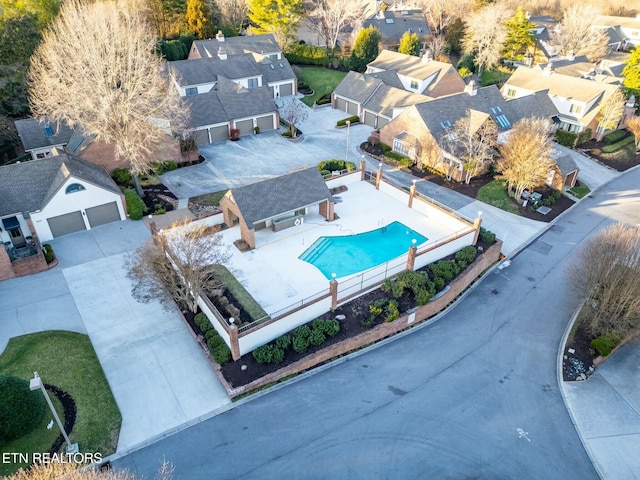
[299,221,428,279]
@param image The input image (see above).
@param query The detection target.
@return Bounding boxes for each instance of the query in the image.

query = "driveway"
[0,221,230,453]
[553,143,620,191]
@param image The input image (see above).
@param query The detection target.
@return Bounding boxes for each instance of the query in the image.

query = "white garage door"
[86,202,121,228]
[256,115,274,132]
[347,100,358,116]
[279,83,293,97]
[236,119,254,136]
[209,125,229,143]
[378,116,389,128]
[47,211,86,238]
[193,129,210,146]
[336,97,346,111]
[364,111,376,127]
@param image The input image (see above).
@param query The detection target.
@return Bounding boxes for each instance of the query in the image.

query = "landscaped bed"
[580,129,640,172]
[0,331,121,477]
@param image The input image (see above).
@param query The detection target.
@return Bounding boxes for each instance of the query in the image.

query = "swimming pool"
[299,221,428,279]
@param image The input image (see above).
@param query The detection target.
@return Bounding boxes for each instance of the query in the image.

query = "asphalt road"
[113,169,640,479]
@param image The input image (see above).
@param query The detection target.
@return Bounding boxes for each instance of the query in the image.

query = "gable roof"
[552,153,578,176]
[367,50,453,83]
[191,34,281,59]
[229,167,334,226]
[362,9,430,42]
[0,153,120,217]
[14,118,74,151]
[184,77,276,128]
[362,82,428,118]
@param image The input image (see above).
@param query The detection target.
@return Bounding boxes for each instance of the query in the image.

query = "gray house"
[14,118,87,160]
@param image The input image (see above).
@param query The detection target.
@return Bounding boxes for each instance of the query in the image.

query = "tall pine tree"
[503,6,535,61]
[350,26,381,72]
[398,31,420,57]
[186,0,214,39]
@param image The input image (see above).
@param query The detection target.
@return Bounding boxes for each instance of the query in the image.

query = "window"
[392,139,415,159]
[490,106,503,114]
[410,80,418,89]
[65,183,86,194]
[248,78,259,88]
[506,88,516,97]
[269,54,278,60]
[185,87,197,96]
[570,103,582,114]
[36,153,46,159]
[278,62,284,68]
[43,125,53,136]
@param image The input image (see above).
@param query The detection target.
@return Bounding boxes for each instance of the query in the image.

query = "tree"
[126,220,230,314]
[444,110,498,184]
[29,0,188,193]
[416,0,470,35]
[213,0,249,33]
[496,117,554,200]
[0,14,42,64]
[427,34,448,61]
[503,6,535,61]
[307,0,365,51]
[6,457,174,479]
[282,98,308,137]
[186,0,214,39]
[568,223,640,339]
[462,4,508,76]
[248,0,304,48]
[622,47,640,97]
[444,17,465,56]
[349,25,381,72]
[627,116,640,150]
[552,5,609,61]
[398,31,421,57]
[0,0,61,28]
[0,64,29,117]
[147,0,188,38]
[596,88,626,141]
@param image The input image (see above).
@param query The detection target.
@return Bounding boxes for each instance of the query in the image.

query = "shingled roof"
[191,34,281,59]
[14,117,74,152]
[229,167,334,227]
[0,153,120,217]
[363,9,430,43]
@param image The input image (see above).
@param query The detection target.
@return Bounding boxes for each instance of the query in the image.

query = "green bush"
[42,243,54,263]
[414,286,433,305]
[576,128,592,146]
[590,333,620,357]
[124,189,148,220]
[282,130,293,138]
[385,300,399,322]
[309,327,326,346]
[336,115,360,127]
[603,129,628,144]
[360,317,375,328]
[194,312,212,333]
[385,151,410,163]
[293,325,312,353]
[433,276,445,292]
[112,168,133,186]
[284,43,329,66]
[455,246,477,266]
[253,344,285,364]
[479,227,496,244]
[379,143,392,153]
[381,278,404,298]
[207,335,224,351]
[601,135,635,153]
[205,329,222,342]
[317,159,356,173]
[323,319,340,337]
[0,375,46,442]
[316,94,332,105]
[275,334,292,351]
[430,260,460,282]
[554,129,577,147]
[211,344,231,364]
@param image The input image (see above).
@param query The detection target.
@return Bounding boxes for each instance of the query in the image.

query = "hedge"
[0,375,46,442]
[576,128,592,146]
[284,43,329,66]
[124,189,148,220]
[317,159,356,172]
[555,129,577,147]
[590,332,620,357]
[601,135,635,153]
[336,115,360,127]
[42,243,54,263]
[603,129,628,144]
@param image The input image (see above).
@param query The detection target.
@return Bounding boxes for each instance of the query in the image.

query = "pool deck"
[216,180,473,315]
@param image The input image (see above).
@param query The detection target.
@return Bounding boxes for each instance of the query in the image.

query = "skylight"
[439,120,452,129]
[278,62,284,68]
[385,18,394,24]
[270,64,275,69]
[495,114,511,128]
[490,106,503,114]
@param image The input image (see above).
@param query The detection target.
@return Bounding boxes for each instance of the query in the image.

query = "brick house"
[220,167,335,250]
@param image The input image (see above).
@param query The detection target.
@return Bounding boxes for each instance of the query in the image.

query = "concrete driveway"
[553,143,620,191]
[0,221,230,453]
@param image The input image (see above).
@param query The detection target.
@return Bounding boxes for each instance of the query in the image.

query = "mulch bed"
[578,133,640,172]
[562,320,597,382]
[44,385,77,455]
[140,183,177,213]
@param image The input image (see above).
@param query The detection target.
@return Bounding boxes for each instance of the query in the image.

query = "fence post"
[329,274,339,311]
[228,324,241,361]
[406,241,417,271]
[360,158,366,181]
[472,212,483,245]
[408,179,416,208]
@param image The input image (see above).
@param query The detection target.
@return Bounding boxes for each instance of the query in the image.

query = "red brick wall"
[427,67,466,98]
[11,253,48,277]
[0,248,15,281]
[219,240,503,398]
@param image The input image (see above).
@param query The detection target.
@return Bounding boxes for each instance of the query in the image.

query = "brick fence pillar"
[360,159,366,181]
[228,325,241,361]
[406,244,417,271]
[472,213,483,245]
[408,180,416,208]
[329,277,338,311]
[375,162,383,190]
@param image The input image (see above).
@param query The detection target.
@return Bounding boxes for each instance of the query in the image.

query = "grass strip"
[213,265,268,320]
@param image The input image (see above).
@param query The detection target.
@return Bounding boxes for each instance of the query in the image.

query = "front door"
[2,217,25,247]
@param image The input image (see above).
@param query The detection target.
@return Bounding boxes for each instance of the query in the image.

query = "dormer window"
[385,18,394,24]
[570,104,582,114]
[410,80,418,89]
[66,183,86,194]
[43,125,53,136]
[185,87,198,96]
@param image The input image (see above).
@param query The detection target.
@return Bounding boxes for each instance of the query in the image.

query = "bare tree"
[496,117,555,200]
[7,457,174,479]
[307,0,365,51]
[445,110,498,184]
[416,0,470,35]
[126,220,230,313]
[627,116,640,151]
[552,5,609,62]
[282,98,308,137]
[568,222,640,339]
[596,88,626,141]
[28,0,187,194]
[214,0,249,33]
[462,4,508,76]
[427,34,448,61]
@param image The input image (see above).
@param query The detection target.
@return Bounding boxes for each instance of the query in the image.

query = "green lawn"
[477,179,520,214]
[213,265,268,320]
[190,189,228,207]
[0,331,121,477]
[566,183,590,199]
[295,66,346,107]
[480,67,512,87]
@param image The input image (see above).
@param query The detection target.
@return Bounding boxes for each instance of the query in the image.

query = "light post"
[345,120,351,163]
[30,372,78,453]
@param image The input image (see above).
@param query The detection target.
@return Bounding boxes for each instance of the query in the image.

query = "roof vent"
[421,49,433,63]
[543,62,554,75]
[218,46,227,60]
[216,30,225,42]
[464,80,478,96]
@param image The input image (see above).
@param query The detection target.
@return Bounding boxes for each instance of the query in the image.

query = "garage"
[86,202,121,228]
[347,101,359,116]
[192,129,209,146]
[377,117,390,128]
[279,83,293,97]
[336,97,346,111]
[47,211,86,238]
[236,119,254,136]
[209,124,229,143]
[364,111,377,127]
[256,115,274,132]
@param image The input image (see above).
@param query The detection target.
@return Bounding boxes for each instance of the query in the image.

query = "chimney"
[421,49,433,63]
[567,50,575,61]
[216,30,225,42]
[218,46,227,60]
[464,80,478,96]
[543,61,554,75]
[525,10,531,19]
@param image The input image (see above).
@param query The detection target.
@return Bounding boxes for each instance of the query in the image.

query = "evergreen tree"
[248,0,303,48]
[186,0,214,39]
[445,17,465,55]
[0,14,42,65]
[398,31,420,57]
[350,26,381,72]
[623,47,640,97]
[503,6,535,60]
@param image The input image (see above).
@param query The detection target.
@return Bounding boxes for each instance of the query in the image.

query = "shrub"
[479,227,496,244]
[205,329,222,342]
[124,189,148,220]
[336,115,360,127]
[433,276,445,292]
[194,312,212,333]
[455,246,477,266]
[603,129,628,144]
[381,279,404,298]
[316,93,332,105]
[112,168,133,186]
[360,317,375,328]
[601,135,635,153]
[323,319,340,337]
[275,334,292,351]
[430,260,460,282]
[397,270,428,293]
[226,304,241,322]
[317,159,356,173]
[211,344,231,364]
[415,287,433,305]
[369,303,384,317]
[282,130,293,137]
[576,128,592,146]
[207,335,224,351]
[309,327,326,346]
[42,243,54,263]
[293,325,311,353]
[385,151,410,163]
[284,43,329,66]
[385,300,399,322]
[555,129,577,147]
[253,344,285,364]
[379,143,392,153]
[590,332,620,357]
[0,375,46,442]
